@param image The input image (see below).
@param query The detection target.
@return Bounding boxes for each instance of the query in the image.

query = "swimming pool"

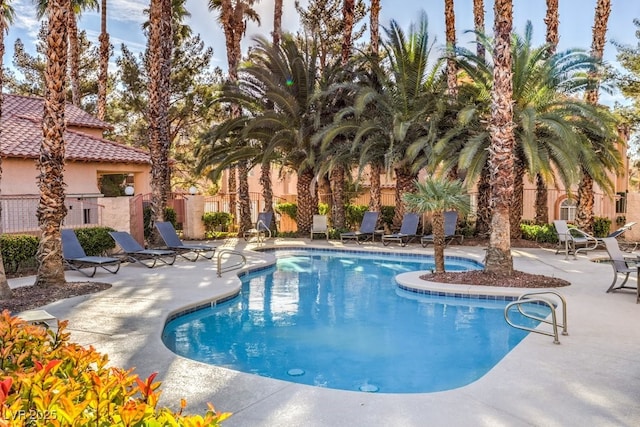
[163,249,542,393]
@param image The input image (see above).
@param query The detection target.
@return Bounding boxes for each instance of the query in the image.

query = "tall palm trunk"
[534,0,559,224]
[272,0,282,46]
[260,162,275,230]
[392,166,415,229]
[97,0,108,120]
[510,161,525,238]
[485,0,514,275]
[331,166,346,229]
[237,160,252,233]
[0,6,10,298]
[68,12,80,106]
[368,162,382,214]
[577,0,611,233]
[475,163,491,236]
[35,0,70,287]
[147,0,173,244]
[297,167,318,234]
[444,0,458,98]
[369,0,380,55]
[473,0,485,60]
[534,174,549,224]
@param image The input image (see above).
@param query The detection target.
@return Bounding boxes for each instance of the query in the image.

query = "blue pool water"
[163,249,542,393]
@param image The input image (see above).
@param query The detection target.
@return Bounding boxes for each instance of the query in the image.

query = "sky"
[6,0,640,106]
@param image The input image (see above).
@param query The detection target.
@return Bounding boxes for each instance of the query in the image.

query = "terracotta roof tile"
[1,94,150,164]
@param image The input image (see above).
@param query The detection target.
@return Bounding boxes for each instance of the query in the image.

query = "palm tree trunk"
[370,0,380,56]
[228,165,237,226]
[319,174,332,224]
[0,17,10,298]
[578,0,610,232]
[97,0,109,120]
[473,0,485,60]
[35,0,70,287]
[444,0,458,99]
[393,166,416,229]
[297,167,318,235]
[475,163,491,236]
[368,162,383,214]
[272,0,283,46]
[485,0,514,275]
[432,211,446,274]
[342,0,355,64]
[147,0,173,245]
[68,12,80,106]
[534,174,549,225]
[260,162,275,231]
[237,160,252,233]
[510,161,525,239]
[544,0,559,55]
[331,166,346,229]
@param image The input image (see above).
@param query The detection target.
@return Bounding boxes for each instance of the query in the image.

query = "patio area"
[9,238,640,426]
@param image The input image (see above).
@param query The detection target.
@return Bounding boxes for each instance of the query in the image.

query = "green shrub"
[275,202,297,221]
[0,310,230,425]
[381,206,395,230]
[202,212,233,234]
[74,227,116,256]
[1,234,39,273]
[345,204,368,229]
[593,216,611,238]
[144,206,177,239]
[318,203,329,216]
[521,222,559,243]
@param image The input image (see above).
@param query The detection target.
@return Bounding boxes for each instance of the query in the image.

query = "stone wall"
[622,192,640,241]
[100,197,133,234]
[183,195,205,240]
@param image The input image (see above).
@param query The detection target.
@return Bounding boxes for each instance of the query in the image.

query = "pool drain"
[287,368,305,376]
[359,384,379,393]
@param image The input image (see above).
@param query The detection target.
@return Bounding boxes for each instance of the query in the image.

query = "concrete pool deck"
[8,238,640,426]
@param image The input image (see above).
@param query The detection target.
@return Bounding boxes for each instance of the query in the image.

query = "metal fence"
[1,195,103,234]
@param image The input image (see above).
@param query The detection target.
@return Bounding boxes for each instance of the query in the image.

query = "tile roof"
[1,94,150,164]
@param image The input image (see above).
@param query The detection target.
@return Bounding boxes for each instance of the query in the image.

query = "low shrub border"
[0,311,230,426]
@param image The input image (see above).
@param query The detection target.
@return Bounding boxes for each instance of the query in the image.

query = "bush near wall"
[0,310,230,426]
[520,221,558,243]
[0,235,39,273]
[74,227,116,256]
[202,212,233,237]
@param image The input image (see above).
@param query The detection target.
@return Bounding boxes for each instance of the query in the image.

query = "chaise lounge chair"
[155,221,217,261]
[340,211,379,244]
[421,211,463,248]
[382,213,420,247]
[62,229,121,277]
[243,212,273,242]
[596,222,637,252]
[310,214,329,241]
[553,220,598,259]
[602,237,639,302]
[109,231,176,268]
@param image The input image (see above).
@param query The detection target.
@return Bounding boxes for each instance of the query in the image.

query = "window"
[559,198,576,221]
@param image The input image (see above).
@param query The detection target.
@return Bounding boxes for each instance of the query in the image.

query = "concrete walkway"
[9,238,640,426]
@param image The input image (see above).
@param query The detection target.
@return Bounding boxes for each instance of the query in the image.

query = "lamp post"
[188,186,197,195]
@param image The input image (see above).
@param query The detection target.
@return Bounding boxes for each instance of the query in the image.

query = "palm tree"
[0,0,16,299]
[403,177,470,274]
[535,0,560,224]
[485,0,515,274]
[208,0,260,233]
[444,0,458,98]
[35,0,99,107]
[35,0,70,287]
[97,0,108,120]
[332,13,447,229]
[147,0,173,243]
[367,0,382,215]
[473,0,485,60]
[576,0,612,233]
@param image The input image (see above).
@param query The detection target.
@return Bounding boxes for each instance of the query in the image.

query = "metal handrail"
[216,249,247,278]
[504,291,568,344]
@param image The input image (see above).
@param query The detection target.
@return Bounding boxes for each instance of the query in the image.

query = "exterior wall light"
[124,185,135,196]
